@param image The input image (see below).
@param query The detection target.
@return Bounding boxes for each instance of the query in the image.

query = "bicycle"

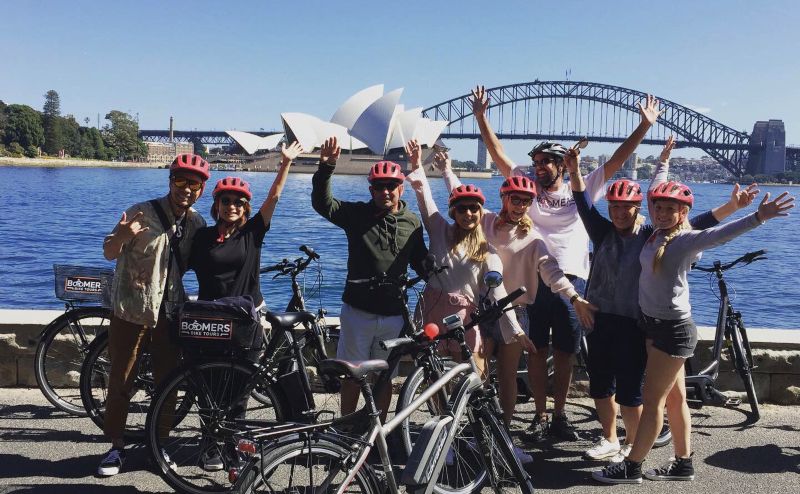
[32,264,113,416]
[235,276,534,494]
[686,249,765,422]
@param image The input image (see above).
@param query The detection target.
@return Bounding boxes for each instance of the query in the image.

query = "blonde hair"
[497,208,533,235]
[651,215,690,272]
[447,207,489,263]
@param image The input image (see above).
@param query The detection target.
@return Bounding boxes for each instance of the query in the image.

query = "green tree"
[78,127,108,160]
[42,90,63,155]
[60,115,82,157]
[0,99,7,143]
[102,110,146,161]
[3,104,44,150]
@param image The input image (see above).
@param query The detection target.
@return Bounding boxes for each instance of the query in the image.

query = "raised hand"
[756,191,795,221]
[564,148,580,175]
[280,141,304,164]
[638,94,664,126]
[117,211,148,242]
[659,135,676,162]
[320,136,341,166]
[404,139,422,171]
[728,183,759,210]
[471,85,489,117]
[432,151,452,172]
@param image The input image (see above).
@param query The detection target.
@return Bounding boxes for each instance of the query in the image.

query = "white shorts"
[336,303,405,377]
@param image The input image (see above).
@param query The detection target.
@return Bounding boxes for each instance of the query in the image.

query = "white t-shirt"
[512,166,606,279]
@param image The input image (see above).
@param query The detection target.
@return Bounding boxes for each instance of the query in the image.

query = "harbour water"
[1,165,797,329]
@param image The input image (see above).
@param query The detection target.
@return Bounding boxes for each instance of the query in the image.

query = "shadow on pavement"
[0,445,154,481]
[705,444,800,474]
[0,485,165,494]
[0,426,102,444]
[0,404,68,420]
[526,447,598,489]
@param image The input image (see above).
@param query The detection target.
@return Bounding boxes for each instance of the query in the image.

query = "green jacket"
[312,164,428,315]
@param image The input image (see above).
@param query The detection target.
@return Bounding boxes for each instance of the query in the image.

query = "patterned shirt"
[107,195,206,326]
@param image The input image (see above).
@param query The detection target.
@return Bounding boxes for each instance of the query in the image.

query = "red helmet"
[606,179,643,202]
[213,176,252,200]
[368,161,405,183]
[500,176,537,198]
[170,153,210,181]
[648,181,694,208]
[449,184,485,206]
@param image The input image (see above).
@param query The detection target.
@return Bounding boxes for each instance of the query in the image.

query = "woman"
[592,180,794,484]
[566,137,757,463]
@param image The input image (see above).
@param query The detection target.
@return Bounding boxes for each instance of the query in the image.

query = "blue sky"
[2,0,798,161]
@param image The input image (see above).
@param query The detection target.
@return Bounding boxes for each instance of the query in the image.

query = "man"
[311,136,428,419]
[471,85,663,442]
[96,154,209,476]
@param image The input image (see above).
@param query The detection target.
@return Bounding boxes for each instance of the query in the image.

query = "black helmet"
[527,141,568,160]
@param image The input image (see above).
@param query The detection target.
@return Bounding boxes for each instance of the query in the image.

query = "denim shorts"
[586,313,646,407]
[638,312,698,359]
[528,275,586,354]
[483,305,529,344]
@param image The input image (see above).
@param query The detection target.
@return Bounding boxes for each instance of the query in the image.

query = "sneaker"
[513,445,533,464]
[97,448,126,476]
[524,415,549,442]
[610,442,632,463]
[584,437,621,460]
[644,454,695,481]
[201,449,224,472]
[161,448,177,472]
[592,459,643,484]
[550,414,579,441]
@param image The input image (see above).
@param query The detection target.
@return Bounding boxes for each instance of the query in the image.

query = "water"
[1,165,797,329]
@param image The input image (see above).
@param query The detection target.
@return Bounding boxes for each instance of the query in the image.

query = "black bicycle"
[685,249,764,422]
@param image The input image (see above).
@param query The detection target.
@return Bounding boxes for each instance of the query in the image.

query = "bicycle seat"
[318,359,389,381]
[264,311,316,328]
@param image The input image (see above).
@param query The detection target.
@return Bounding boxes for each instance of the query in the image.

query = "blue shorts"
[528,275,585,354]
[586,313,646,407]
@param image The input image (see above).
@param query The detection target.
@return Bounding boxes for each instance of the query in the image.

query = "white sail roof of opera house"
[224,130,284,155]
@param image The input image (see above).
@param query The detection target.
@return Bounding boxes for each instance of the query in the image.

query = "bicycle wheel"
[244,434,379,494]
[146,360,287,494]
[79,331,153,442]
[729,319,760,421]
[34,306,110,416]
[472,408,534,494]
[398,364,487,494]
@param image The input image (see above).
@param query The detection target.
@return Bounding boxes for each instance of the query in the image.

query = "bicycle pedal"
[724,397,742,407]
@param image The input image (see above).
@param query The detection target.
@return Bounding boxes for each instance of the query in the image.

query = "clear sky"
[2,0,798,161]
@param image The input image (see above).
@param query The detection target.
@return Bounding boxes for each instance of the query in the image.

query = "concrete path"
[0,388,798,493]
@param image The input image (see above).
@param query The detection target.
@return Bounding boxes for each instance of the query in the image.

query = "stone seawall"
[2,309,798,404]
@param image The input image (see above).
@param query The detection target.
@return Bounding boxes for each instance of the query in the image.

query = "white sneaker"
[513,445,533,464]
[202,449,224,472]
[97,448,125,476]
[610,443,632,463]
[584,437,621,460]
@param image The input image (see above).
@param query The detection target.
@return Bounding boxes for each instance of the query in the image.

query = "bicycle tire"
[243,433,379,494]
[79,331,153,442]
[397,364,488,494]
[472,408,534,493]
[146,360,288,494]
[34,306,110,416]
[729,320,760,421]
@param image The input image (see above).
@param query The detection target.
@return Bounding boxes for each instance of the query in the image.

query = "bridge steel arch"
[423,81,751,177]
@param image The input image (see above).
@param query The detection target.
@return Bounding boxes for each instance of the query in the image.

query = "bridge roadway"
[0,388,797,493]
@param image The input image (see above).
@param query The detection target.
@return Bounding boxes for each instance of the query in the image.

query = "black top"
[189,214,269,305]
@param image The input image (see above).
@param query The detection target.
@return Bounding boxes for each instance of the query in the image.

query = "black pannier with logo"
[175,295,263,355]
[53,264,114,307]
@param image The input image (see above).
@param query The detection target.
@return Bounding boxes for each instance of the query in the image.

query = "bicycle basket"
[53,264,114,306]
[175,296,264,354]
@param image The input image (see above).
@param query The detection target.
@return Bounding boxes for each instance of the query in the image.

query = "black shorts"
[638,312,698,359]
[586,313,646,407]
[528,275,585,354]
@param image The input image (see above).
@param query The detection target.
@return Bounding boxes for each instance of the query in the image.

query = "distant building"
[598,154,608,167]
[145,141,193,163]
[746,120,786,175]
[477,140,492,169]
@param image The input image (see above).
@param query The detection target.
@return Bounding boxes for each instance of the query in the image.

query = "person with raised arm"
[470,85,664,441]
[565,137,757,463]
[311,136,428,420]
[591,179,794,484]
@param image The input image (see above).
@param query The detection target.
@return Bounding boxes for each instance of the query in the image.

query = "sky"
[2,0,798,161]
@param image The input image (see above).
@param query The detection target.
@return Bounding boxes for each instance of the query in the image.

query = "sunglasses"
[220,197,248,208]
[454,203,482,214]
[531,157,556,167]
[171,176,203,192]
[508,196,533,207]
[372,182,400,192]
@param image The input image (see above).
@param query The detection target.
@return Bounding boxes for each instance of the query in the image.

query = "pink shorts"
[417,287,481,355]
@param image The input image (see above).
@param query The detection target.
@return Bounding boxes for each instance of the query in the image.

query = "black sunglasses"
[372,181,400,192]
[454,203,482,214]
[508,196,533,207]
[171,176,203,192]
[220,197,248,208]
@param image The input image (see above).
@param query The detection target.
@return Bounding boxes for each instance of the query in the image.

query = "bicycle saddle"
[264,311,316,328]
[318,359,389,381]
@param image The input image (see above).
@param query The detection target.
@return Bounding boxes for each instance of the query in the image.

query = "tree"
[42,90,63,155]
[102,110,146,161]
[3,104,44,150]
[60,115,81,157]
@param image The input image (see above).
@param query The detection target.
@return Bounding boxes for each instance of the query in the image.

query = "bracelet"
[570,294,580,304]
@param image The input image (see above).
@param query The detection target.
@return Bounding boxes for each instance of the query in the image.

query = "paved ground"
[0,388,798,493]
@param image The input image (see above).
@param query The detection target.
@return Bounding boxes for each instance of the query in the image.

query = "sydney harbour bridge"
[139,81,796,177]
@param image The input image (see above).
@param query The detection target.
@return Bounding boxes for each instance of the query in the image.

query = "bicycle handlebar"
[693,249,767,273]
[259,245,320,277]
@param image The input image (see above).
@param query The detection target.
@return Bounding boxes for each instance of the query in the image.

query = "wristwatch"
[570,294,580,304]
